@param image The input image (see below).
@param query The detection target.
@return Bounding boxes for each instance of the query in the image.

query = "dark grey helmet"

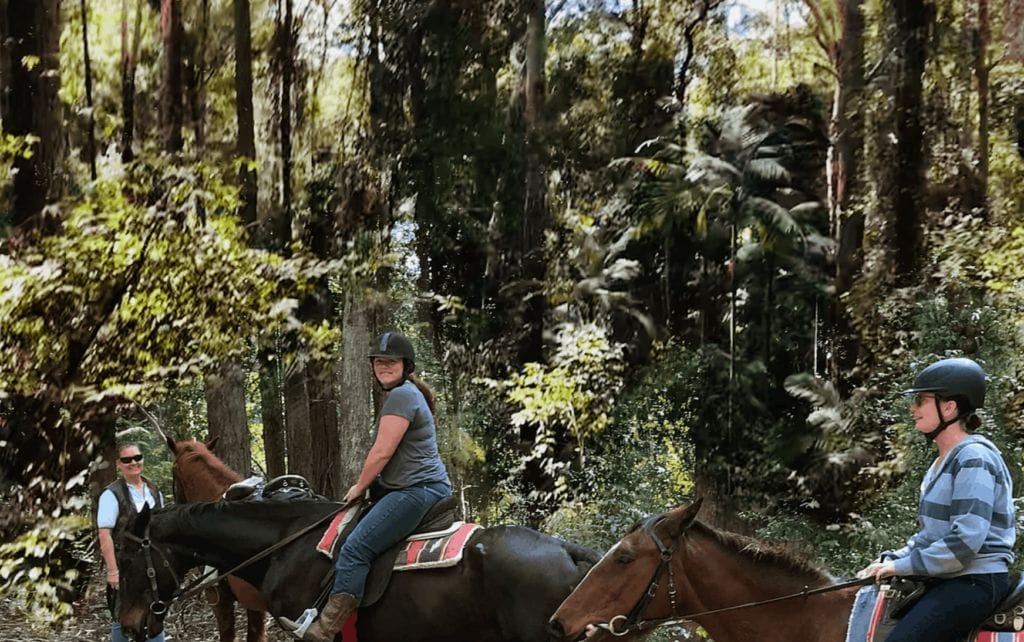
[903,357,986,411]
[368,331,416,372]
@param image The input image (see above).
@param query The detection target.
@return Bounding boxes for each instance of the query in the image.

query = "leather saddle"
[224,474,318,502]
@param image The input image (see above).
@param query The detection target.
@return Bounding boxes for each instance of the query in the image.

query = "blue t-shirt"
[376,381,450,489]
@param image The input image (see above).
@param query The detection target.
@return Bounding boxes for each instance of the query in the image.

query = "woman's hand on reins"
[856,561,896,582]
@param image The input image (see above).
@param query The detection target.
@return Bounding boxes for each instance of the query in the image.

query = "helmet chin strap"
[924,397,962,441]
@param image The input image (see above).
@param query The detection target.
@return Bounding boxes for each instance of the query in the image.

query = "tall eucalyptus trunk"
[830,0,866,389]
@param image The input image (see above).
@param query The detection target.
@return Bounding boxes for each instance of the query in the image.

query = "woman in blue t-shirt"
[303,331,452,642]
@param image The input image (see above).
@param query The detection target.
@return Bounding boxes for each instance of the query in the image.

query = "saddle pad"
[394,522,480,571]
[975,635,1024,642]
[316,505,362,558]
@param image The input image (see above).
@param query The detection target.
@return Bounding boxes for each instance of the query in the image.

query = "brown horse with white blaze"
[167,437,268,642]
[548,499,860,642]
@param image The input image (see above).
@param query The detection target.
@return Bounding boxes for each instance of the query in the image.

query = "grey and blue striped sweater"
[887,434,1015,578]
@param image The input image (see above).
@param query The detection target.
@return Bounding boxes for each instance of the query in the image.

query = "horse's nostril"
[546,618,566,638]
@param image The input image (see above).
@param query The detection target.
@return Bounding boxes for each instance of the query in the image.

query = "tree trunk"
[278,0,294,216]
[204,361,251,477]
[283,358,314,481]
[79,0,97,181]
[160,0,183,152]
[234,0,258,228]
[829,0,865,389]
[884,0,930,284]
[1,0,62,235]
[185,0,209,148]
[258,349,286,478]
[338,295,377,488]
[974,0,989,215]
[120,0,143,163]
[306,356,340,498]
[519,0,548,365]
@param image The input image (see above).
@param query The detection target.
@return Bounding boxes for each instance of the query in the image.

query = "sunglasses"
[119,454,144,464]
[910,393,938,406]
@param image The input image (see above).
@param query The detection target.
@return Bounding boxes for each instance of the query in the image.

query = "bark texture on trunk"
[204,361,252,477]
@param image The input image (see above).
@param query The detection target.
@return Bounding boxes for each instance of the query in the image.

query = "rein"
[593,516,875,637]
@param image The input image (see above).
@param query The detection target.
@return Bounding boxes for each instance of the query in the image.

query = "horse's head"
[116,504,187,642]
[547,498,704,641]
[169,436,236,503]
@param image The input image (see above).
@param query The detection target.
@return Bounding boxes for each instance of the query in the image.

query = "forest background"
[1,0,1024,634]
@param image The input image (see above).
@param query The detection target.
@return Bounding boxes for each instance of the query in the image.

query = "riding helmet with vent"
[902,357,986,411]
[368,331,416,373]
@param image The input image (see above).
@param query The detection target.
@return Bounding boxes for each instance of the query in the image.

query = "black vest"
[104,477,163,549]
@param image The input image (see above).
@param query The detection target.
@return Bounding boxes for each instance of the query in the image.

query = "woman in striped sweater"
[858,357,1016,641]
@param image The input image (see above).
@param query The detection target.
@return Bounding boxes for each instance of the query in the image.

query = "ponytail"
[407,374,436,414]
[964,414,982,432]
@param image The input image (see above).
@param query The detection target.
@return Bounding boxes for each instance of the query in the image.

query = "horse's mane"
[691,520,830,583]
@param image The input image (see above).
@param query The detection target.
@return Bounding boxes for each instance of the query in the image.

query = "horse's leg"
[208,581,237,642]
[245,609,267,642]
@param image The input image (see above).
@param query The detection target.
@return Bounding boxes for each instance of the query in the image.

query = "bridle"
[121,526,192,637]
[590,516,874,637]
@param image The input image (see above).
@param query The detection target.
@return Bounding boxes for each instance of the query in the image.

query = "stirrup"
[278,608,318,639]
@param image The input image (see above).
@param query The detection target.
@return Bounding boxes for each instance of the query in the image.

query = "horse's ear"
[132,503,153,536]
[166,435,177,454]
[662,497,703,539]
[205,436,219,453]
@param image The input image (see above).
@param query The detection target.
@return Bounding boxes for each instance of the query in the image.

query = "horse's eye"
[615,552,635,564]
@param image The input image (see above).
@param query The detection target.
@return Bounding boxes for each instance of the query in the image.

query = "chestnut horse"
[548,499,863,642]
[167,438,267,642]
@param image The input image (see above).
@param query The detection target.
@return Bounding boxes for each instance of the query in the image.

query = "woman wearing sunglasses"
[857,357,1015,641]
[97,443,165,642]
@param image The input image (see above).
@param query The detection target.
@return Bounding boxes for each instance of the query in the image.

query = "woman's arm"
[344,414,411,502]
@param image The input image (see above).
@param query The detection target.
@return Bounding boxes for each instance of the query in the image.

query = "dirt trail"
[1,569,294,642]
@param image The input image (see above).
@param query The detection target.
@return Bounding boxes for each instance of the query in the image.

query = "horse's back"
[358,525,598,642]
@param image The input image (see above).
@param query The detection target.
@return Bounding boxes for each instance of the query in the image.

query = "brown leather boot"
[302,592,358,642]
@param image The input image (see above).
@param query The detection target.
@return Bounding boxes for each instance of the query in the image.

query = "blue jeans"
[332,480,450,600]
[111,621,165,642]
[888,573,1009,642]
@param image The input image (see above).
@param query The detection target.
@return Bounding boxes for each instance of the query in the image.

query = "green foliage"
[0,159,330,404]
[544,339,696,547]
[481,323,625,501]
[0,510,91,624]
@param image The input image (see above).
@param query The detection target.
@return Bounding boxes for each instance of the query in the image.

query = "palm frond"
[744,158,791,187]
[743,196,803,238]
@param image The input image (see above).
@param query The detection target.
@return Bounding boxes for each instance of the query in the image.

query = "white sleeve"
[96,489,119,529]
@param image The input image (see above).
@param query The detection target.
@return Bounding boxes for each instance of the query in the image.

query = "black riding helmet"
[368,331,416,375]
[903,357,986,440]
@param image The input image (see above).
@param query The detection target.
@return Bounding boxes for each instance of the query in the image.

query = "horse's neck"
[681,532,850,642]
[156,505,280,571]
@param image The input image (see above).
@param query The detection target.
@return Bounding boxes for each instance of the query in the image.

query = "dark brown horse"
[116,497,601,642]
[548,499,860,642]
[167,438,267,642]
